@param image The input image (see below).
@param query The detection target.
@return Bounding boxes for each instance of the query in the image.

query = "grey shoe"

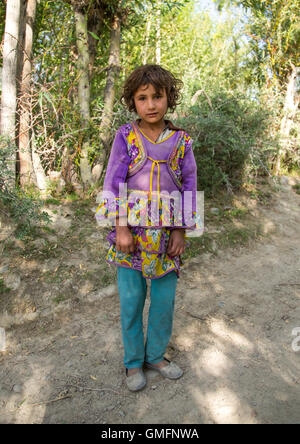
[125,368,146,392]
[144,358,183,380]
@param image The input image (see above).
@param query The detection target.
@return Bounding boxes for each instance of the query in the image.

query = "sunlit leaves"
[214,0,300,85]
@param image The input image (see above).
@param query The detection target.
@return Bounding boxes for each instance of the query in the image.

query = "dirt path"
[0,186,299,424]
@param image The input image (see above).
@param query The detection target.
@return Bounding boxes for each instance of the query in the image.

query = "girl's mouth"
[147,113,158,117]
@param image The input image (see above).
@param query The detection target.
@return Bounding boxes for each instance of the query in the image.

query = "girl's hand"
[167,229,185,257]
[116,225,135,254]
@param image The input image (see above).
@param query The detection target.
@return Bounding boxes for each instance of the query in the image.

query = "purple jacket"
[97,121,199,230]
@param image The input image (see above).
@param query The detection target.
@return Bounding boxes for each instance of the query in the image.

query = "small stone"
[33,239,46,249]
[90,232,104,240]
[280,175,289,185]
[151,385,157,390]
[210,207,220,215]
[12,384,23,393]
[3,273,21,291]
[119,410,125,417]
[102,284,117,297]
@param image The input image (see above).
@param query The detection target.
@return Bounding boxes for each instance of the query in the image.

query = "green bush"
[0,137,50,238]
[176,89,279,196]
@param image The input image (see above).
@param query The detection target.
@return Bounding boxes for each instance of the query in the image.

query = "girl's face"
[133,83,168,126]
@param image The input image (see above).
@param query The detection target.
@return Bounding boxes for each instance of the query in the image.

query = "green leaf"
[88,31,100,41]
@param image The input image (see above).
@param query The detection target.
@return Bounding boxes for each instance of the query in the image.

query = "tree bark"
[274,66,300,175]
[16,0,26,92]
[156,0,161,65]
[97,12,121,184]
[143,13,152,65]
[87,18,102,80]
[0,0,21,188]
[31,127,48,194]
[74,9,93,189]
[18,0,37,187]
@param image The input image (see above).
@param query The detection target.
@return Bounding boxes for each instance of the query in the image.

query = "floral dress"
[105,226,183,279]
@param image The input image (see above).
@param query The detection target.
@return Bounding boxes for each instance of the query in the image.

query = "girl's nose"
[147,99,155,109]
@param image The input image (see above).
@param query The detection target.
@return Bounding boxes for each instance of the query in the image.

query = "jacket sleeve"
[95,128,131,225]
[180,136,204,234]
[181,141,197,229]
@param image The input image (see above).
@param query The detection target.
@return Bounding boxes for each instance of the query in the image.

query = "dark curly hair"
[121,64,183,113]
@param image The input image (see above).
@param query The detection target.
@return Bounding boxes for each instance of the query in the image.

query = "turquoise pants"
[117,267,178,369]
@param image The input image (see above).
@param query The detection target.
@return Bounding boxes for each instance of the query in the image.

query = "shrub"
[176,88,279,196]
[0,137,50,238]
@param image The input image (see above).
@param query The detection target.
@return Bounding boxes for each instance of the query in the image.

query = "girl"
[95,64,201,392]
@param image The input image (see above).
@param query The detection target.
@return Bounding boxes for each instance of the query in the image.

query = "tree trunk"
[18,0,37,188]
[274,66,300,175]
[31,127,48,194]
[97,12,121,184]
[155,0,161,65]
[0,0,21,188]
[74,9,93,190]
[87,18,102,80]
[143,13,152,65]
[16,0,26,91]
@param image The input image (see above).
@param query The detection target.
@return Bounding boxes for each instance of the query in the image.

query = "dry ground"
[0,179,299,424]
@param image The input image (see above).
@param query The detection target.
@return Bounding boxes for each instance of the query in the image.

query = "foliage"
[214,0,300,87]
[29,1,194,177]
[0,277,11,295]
[0,137,50,238]
[176,87,279,196]
[1,0,298,200]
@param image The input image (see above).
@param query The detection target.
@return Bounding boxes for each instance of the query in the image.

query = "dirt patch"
[0,183,299,424]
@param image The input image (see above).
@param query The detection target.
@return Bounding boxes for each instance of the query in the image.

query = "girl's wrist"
[115,216,129,231]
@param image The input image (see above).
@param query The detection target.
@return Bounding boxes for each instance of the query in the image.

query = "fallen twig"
[278,283,300,286]
[65,383,124,396]
[29,394,72,406]
[7,394,71,413]
[183,310,207,321]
